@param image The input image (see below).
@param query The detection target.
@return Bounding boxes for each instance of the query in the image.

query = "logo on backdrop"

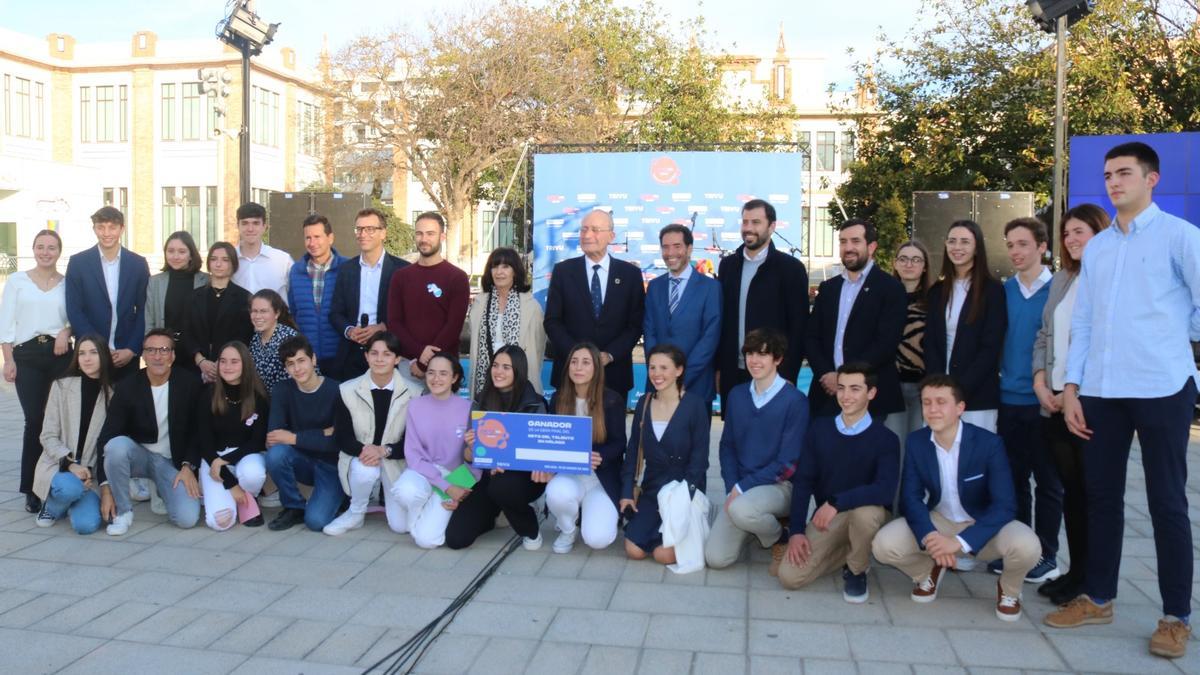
[650,156,681,185]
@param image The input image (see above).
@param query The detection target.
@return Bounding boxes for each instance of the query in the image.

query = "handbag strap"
[634,394,650,492]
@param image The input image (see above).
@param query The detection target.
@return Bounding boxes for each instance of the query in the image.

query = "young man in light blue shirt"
[1046,141,1200,660]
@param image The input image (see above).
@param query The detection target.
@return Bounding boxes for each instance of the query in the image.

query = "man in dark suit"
[805,218,906,418]
[643,223,722,404]
[872,374,1041,622]
[65,206,150,381]
[544,208,645,396]
[328,207,410,380]
[716,199,808,412]
[99,329,204,535]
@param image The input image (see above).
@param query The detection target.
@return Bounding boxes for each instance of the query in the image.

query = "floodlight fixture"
[216,0,279,55]
[1025,0,1094,34]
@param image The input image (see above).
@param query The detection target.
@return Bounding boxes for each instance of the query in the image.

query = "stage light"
[1026,0,1094,34]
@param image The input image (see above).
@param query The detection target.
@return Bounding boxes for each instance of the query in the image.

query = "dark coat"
[923,278,1007,411]
[98,367,203,469]
[327,252,409,379]
[184,283,253,362]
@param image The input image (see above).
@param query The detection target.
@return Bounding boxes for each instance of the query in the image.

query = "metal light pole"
[216,0,278,207]
[240,41,251,206]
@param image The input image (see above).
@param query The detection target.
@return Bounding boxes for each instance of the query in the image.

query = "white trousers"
[347,457,407,534]
[391,469,455,549]
[200,454,267,531]
[544,473,618,550]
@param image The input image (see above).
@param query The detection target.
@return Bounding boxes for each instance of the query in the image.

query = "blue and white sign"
[471,411,593,474]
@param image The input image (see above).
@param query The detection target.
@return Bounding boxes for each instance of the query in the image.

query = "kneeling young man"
[872,375,1041,621]
[705,328,810,572]
[264,335,345,531]
[779,363,899,602]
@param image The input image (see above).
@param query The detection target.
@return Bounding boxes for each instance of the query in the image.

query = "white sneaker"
[259,491,281,508]
[150,491,167,515]
[552,528,576,554]
[107,511,133,536]
[322,510,365,536]
[522,531,544,551]
[130,478,151,502]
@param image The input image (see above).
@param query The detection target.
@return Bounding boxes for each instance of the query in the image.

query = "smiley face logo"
[476,418,509,450]
[650,156,680,185]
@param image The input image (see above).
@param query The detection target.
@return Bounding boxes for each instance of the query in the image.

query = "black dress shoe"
[25,493,42,514]
[1047,582,1084,606]
[1039,573,1076,597]
[268,508,306,531]
[242,514,265,528]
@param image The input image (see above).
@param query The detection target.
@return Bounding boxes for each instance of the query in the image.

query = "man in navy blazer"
[805,218,906,418]
[65,206,150,381]
[328,208,409,380]
[544,208,645,396]
[643,224,721,404]
[872,374,1040,622]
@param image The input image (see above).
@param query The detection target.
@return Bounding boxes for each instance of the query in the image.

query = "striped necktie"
[668,277,681,314]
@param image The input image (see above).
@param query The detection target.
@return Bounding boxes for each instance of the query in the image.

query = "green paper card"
[432,464,478,501]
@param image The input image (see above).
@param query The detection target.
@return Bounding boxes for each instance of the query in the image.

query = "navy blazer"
[64,245,150,354]
[805,264,907,416]
[549,388,627,505]
[716,243,809,402]
[901,422,1017,553]
[621,391,710,499]
[923,278,1006,411]
[544,255,645,395]
[328,252,409,377]
[643,269,722,404]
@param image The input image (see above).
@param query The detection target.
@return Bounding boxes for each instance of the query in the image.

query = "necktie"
[668,277,681,315]
[590,264,602,318]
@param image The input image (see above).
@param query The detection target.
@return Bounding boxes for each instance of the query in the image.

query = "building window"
[118,85,128,142]
[162,186,177,243]
[298,101,320,156]
[161,84,175,140]
[796,130,811,172]
[815,131,836,172]
[102,187,129,217]
[79,86,91,142]
[250,86,280,147]
[798,203,811,257]
[814,205,834,257]
[2,75,8,136]
[182,82,202,140]
[35,82,44,140]
[206,186,219,246]
[181,186,202,236]
[96,85,114,142]
[840,132,855,172]
[5,76,35,138]
[411,211,422,225]
[774,64,786,99]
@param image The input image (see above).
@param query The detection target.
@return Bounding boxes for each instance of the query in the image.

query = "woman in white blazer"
[466,247,546,399]
[33,336,115,533]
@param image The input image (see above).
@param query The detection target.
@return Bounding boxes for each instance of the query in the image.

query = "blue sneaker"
[1024,557,1061,584]
[988,559,1003,575]
[842,566,869,604]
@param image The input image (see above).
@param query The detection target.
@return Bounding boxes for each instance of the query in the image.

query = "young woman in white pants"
[194,342,269,530]
[391,354,475,548]
[544,343,628,554]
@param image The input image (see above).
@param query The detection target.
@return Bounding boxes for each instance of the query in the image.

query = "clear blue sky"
[0,0,926,88]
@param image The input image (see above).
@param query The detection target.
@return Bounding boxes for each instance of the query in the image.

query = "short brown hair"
[161,231,203,274]
[415,211,446,231]
[91,206,125,227]
[742,328,787,360]
[918,374,963,403]
[1003,217,1048,246]
[207,241,239,276]
[355,208,388,228]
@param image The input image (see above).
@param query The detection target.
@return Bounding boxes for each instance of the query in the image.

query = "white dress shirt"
[234,243,293,299]
[0,272,68,345]
[357,254,385,326]
[101,249,121,348]
[1016,266,1053,300]
[584,254,611,304]
[944,279,969,370]
[931,421,974,552]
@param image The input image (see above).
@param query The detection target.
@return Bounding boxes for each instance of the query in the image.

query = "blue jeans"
[102,436,200,528]
[44,472,102,534]
[265,444,345,531]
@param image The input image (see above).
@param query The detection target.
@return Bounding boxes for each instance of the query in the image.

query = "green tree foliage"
[834,0,1200,259]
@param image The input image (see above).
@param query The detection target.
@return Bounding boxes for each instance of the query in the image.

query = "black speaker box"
[267,192,370,260]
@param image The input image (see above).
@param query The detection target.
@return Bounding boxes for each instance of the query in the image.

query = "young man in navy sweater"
[705,328,810,573]
[994,217,1062,583]
[264,335,345,531]
[778,362,899,602]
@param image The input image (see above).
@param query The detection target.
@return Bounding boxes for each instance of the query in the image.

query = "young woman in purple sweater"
[392,353,474,548]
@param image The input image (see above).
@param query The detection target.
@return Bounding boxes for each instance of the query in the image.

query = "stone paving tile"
[465,636,540,674]
[178,578,295,613]
[0,592,77,628]
[845,625,959,665]
[0,531,47,556]
[538,550,588,578]
[258,585,375,623]
[748,655,804,674]
[160,610,247,648]
[97,570,212,605]
[543,607,649,647]
[694,651,750,674]
[636,648,694,675]
[0,557,66,588]
[443,599,556,640]
[227,656,362,674]
[351,593,453,630]
[747,619,851,659]
[56,640,246,675]
[610,579,747,618]
[749,588,891,624]
[227,553,366,588]
[114,543,253,577]
[0,626,103,674]
[9,535,145,566]
[579,645,642,674]
[19,562,136,597]
[407,633,485,674]
[857,662,916,674]
[1046,634,1187,674]
[944,629,1065,670]
[305,623,388,666]
[525,639,589,674]
[257,618,340,659]
[118,606,206,644]
[74,601,165,640]
[31,593,126,634]
[475,573,616,609]
[206,614,294,655]
[645,613,746,654]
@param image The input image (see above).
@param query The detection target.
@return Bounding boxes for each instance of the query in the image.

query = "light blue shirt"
[835,411,873,436]
[1065,202,1200,398]
[834,260,873,367]
[667,263,693,299]
[750,373,787,409]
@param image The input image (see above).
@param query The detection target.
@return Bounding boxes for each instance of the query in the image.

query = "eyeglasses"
[895,256,925,265]
[144,346,174,355]
[354,226,384,235]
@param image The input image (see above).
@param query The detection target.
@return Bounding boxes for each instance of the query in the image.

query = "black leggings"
[444,470,546,549]
[13,340,70,494]
[1044,410,1087,583]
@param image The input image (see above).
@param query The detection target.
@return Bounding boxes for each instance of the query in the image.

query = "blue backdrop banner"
[531,151,806,307]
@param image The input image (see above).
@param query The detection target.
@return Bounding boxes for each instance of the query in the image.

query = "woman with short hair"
[466,247,546,398]
[249,288,300,392]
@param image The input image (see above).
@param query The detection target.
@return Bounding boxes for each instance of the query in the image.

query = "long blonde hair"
[555,342,607,444]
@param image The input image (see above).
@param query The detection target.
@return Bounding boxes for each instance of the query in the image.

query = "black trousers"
[1081,378,1196,617]
[1043,409,1087,584]
[444,470,546,549]
[998,403,1063,558]
[13,339,70,494]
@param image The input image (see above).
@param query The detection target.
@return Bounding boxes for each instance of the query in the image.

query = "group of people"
[2,141,1196,659]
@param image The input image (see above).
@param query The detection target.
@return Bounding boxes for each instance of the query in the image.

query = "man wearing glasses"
[544,208,646,397]
[329,208,409,380]
[98,329,203,535]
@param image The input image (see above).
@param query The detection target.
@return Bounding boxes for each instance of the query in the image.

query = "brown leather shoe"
[1044,594,1114,628]
[768,543,786,577]
[1149,617,1190,659]
[995,580,1022,622]
[911,565,945,603]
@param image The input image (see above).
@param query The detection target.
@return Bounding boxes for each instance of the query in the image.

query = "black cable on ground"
[363,532,524,675]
